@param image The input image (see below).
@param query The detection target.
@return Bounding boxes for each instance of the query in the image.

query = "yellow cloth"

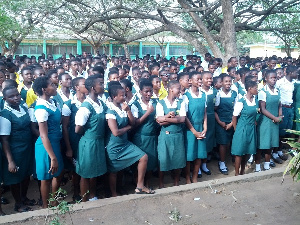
[221,67,228,73]
[15,72,20,84]
[258,80,265,91]
[26,88,37,107]
[158,82,168,100]
[17,82,24,93]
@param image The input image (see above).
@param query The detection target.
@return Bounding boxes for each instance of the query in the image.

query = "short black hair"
[32,76,50,96]
[72,77,85,90]
[3,86,18,98]
[85,75,99,92]
[108,84,124,99]
[119,79,133,91]
[177,72,190,81]
[139,79,152,91]
[221,74,232,81]
[167,80,179,89]
[245,80,257,91]
[286,65,298,75]
[46,69,58,78]
[189,71,201,79]
[108,71,118,79]
[21,67,32,75]
[149,75,160,83]
[58,73,70,81]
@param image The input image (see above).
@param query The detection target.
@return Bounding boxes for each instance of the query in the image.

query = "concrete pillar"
[166,42,170,59]
[77,40,82,55]
[43,39,47,55]
[109,42,113,56]
[139,42,143,58]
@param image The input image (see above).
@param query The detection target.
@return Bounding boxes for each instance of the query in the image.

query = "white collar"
[109,102,127,118]
[264,85,279,94]
[200,86,213,94]
[137,98,152,110]
[4,102,27,118]
[162,97,179,108]
[187,88,203,98]
[58,88,73,102]
[84,96,104,114]
[36,98,57,111]
[71,96,83,108]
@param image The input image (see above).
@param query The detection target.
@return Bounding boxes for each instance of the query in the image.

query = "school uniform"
[156,97,186,171]
[98,92,110,104]
[293,82,300,131]
[276,77,294,136]
[231,96,258,156]
[75,97,107,178]
[17,83,32,102]
[201,87,218,153]
[106,103,145,173]
[26,88,38,108]
[234,81,246,100]
[53,88,74,110]
[215,88,238,145]
[34,98,64,180]
[61,97,82,170]
[257,85,280,149]
[0,103,33,185]
[158,82,168,100]
[182,88,207,161]
[131,98,158,171]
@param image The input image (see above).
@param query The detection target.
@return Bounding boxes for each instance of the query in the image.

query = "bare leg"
[40,180,51,208]
[20,176,30,201]
[255,149,261,164]
[10,183,23,209]
[234,156,242,176]
[109,173,117,197]
[265,149,271,162]
[136,154,148,189]
[89,177,97,199]
[219,144,227,162]
[240,156,247,175]
[51,174,63,206]
[159,170,164,189]
[72,172,81,198]
[192,159,201,183]
[80,178,89,202]
[173,169,180,186]
[0,191,3,215]
[185,162,191,184]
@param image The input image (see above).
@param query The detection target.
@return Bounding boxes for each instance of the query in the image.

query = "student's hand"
[200,130,206,138]
[65,147,73,158]
[157,116,166,123]
[8,161,17,173]
[122,102,130,111]
[219,121,226,129]
[146,105,154,114]
[273,116,283,123]
[49,158,59,175]
[168,111,175,118]
[225,123,233,130]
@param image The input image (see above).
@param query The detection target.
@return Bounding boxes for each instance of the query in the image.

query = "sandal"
[22,197,36,206]
[14,204,32,213]
[0,211,6,216]
[135,187,155,194]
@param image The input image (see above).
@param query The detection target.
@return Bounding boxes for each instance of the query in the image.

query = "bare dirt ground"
[9,175,300,225]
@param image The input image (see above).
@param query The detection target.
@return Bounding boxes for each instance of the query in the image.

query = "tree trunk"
[123,44,130,59]
[2,39,21,56]
[220,0,239,62]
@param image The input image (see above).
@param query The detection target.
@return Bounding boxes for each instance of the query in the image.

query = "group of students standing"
[0,53,299,215]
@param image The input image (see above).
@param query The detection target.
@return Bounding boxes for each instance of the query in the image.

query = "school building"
[8,36,196,59]
[243,43,300,59]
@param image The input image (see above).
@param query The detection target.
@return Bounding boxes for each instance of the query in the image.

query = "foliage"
[283,129,300,182]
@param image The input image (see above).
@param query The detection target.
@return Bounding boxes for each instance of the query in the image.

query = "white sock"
[278,151,283,156]
[219,161,226,170]
[272,152,279,158]
[198,168,202,175]
[264,162,270,170]
[270,158,274,163]
[202,163,209,172]
[255,164,261,171]
[248,154,253,162]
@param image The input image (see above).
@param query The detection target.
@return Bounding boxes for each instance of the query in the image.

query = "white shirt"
[275,76,294,105]
[58,88,74,103]
[34,98,57,122]
[215,88,238,107]
[105,102,128,120]
[75,96,105,126]
[131,99,153,118]
[61,97,82,117]
[182,88,207,112]
[258,85,279,102]
[233,96,257,116]
[156,97,186,117]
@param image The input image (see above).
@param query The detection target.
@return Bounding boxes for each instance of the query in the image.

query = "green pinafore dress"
[257,88,280,149]
[1,104,33,185]
[184,90,207,161]
[34,102,64,180]
[106,106,145,173]
[293,82,300,131]
[132,99,158,171]
[76,101,107,178]
[203,88,217,153]
[231,97,258,156]
[215,90,237,145]
[157,99,186,171]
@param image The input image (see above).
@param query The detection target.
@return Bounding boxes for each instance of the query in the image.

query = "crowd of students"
[0,52,299,215]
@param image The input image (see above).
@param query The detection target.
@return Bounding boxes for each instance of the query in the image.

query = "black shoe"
[1,197,9,205]
[279,154,288,161]
[219,166,228,175]
[201,168,211,175]
[197,173,202,178]
[272,156,283,164]
[270,161,276,167]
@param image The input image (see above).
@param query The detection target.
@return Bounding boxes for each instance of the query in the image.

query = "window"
[82,45,92,54]
[37,45,43,54]
[22,45,30,54]
[15,46,22,54]
[30,45,37,54]
[128,45,139,55]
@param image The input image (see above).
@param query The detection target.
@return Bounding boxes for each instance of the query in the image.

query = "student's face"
[170,66,178,74]
[25,59,32,65]
[81,59,87,69]
[239,58,246,66]
[276,69,284,80]
[22,69,33,83]
[55,60,62,68]
[222,77,232,91]
[42,62,50,72]
[114,88,126,104]
[141,72,150,79]
[119,70,127,80]
[113,58,119,66]
[228,69,236,78]
[208,65,216,74]
[151,66,159,76]
[170,83,181,98]
[191,74,202,88]
[202,73,213,88]
[93,78,104,94]
[49,61,55,69]
[109,73,120,81]
[169,74,177,81]
[251,71,258,78]
[160,70,169,82]
[197,67,204,73]
[139,60,145,68]
[0,72,5,86]
[45,80,57,96]
[177,58,183,65]
[70,62,79,72]
[132,70,141,82]
[140,86,153,102]
[4,88,21,107]
[230,58,238,67]
[180,75,190,89]
[152,77,161,90]
[268,60,276,69]
[248,85,258,96]
[76,79,88,94]
[34,69,46,79]
[254,63,262,72]
[60,74,72,88]
[50,73,59,85]
[286,58,293,65]
[266,73,277,87]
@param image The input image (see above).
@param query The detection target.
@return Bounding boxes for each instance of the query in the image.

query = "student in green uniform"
[156,80,186,188]
[215,74,237,175]
[0,86,33,212]
[255,70,282,171]
[33,76,64,208]
[131,79,158,187]
[53,73,73,108]
[75,75,108,202]
[62,77,88,201]
[106,84,154,196]
[200,71,216,174]
[150,75,161,100]
[231,80,258,176]
[18,67,33,102]
[294,75,300,134]
[47,69,59,88]
[178,72,190,98]
[183,72,207,183]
